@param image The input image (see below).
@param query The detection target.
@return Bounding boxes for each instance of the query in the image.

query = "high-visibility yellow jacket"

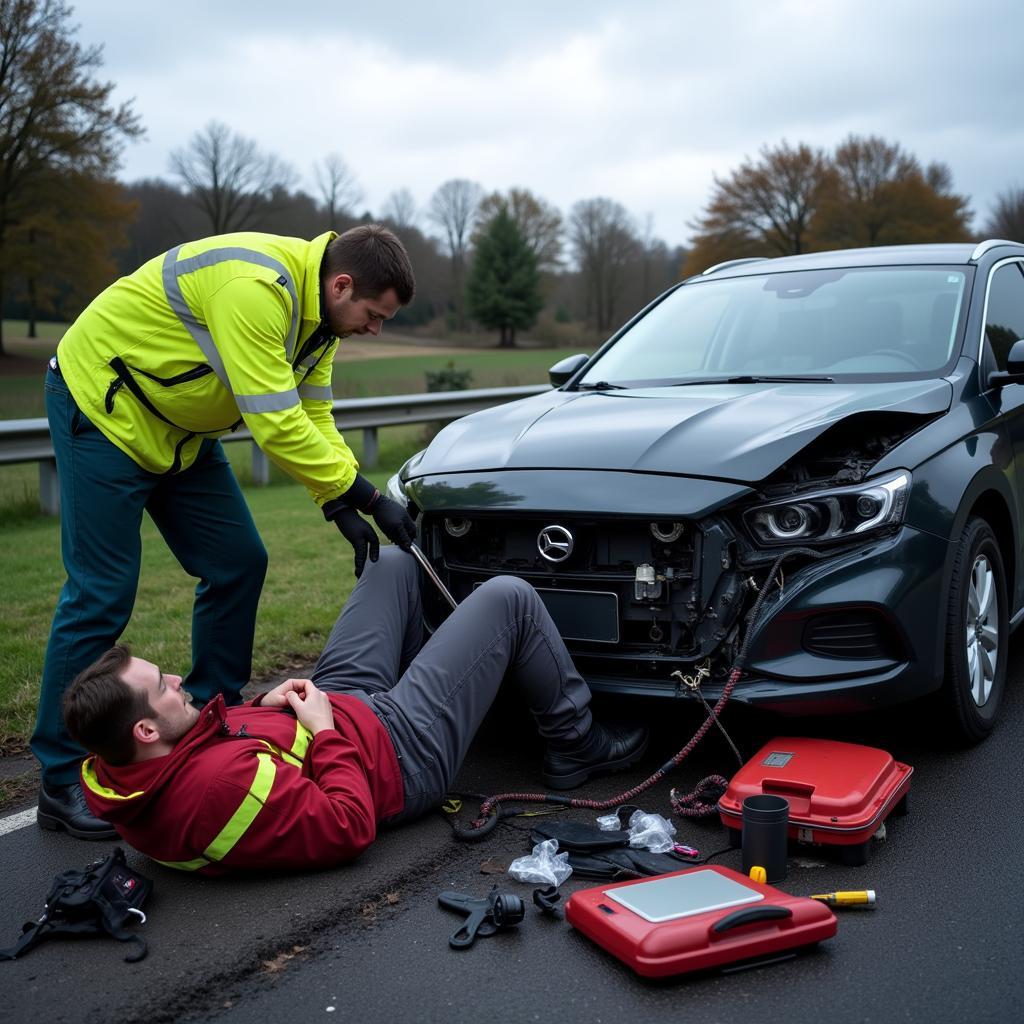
[57,230,356,505]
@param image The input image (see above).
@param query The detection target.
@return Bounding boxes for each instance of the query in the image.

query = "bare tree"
[476,188,563,271]
[428,178,482,328]
[382,188,417,229]
[312,153,362,225]
[0,0,142,352]
[985,187,1024,242]
[816,135,971,246]
[169,121,296,235]
[569,197,639,332]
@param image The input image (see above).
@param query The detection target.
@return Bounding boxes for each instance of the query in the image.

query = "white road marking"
[0,807,37,837]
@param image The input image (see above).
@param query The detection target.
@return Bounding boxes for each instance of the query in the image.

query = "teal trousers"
[32,367,268,785]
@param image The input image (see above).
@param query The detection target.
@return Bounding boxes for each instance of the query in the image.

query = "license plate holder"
[535,588,620,644]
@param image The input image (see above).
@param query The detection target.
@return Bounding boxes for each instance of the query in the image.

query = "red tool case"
[564,865,836,978]
[718,737,912,865]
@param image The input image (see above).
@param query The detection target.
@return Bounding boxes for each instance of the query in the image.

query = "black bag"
[528,819,686,880]
[0,847,152,963]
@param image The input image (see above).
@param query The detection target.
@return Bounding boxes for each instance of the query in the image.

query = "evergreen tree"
[466,208,543,348]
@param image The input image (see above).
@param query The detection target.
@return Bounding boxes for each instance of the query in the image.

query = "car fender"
[909,439,1019,675]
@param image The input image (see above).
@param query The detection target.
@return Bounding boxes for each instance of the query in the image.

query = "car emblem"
[538,524,574,563]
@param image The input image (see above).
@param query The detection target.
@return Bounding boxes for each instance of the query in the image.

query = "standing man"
[35,224,417,839]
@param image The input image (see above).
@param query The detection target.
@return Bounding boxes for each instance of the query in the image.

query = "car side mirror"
[548,353,590,388]
[987,338,1024,388]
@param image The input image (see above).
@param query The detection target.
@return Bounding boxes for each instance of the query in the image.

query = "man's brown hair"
[321,224,416,305]
[63,645,153,766]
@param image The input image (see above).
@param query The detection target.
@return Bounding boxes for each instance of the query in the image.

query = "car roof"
[698,240,1024,280]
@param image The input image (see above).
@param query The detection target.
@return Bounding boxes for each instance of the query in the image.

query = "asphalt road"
[2,650,1022,1024]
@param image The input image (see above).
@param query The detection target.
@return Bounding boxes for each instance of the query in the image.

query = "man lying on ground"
[63,548,648,874]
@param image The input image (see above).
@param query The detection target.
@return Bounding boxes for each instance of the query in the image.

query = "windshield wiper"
[726,374,834,383]
[668,374,834,386]
[575,380,627,391]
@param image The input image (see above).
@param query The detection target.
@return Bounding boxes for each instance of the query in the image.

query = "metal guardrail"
[0,384,550,516]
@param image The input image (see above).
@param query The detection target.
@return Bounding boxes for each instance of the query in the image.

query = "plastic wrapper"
[596,813,622,831]
[508,838,572,886]
[627,810,677,853]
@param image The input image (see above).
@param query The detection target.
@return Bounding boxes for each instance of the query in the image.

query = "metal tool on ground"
[409,542,458,610]
[437,887,525,949]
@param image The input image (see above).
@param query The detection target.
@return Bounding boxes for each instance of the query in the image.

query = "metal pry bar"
[409,542,458,611]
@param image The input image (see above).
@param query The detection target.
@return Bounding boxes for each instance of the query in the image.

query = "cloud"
[77,0,1024,244]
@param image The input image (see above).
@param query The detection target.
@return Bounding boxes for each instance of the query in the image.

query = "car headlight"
[744,471,911,547]
[385,471,409,509]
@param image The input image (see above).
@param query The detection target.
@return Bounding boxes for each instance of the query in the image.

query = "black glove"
[325,504,379,577]
[369,495,416,550]
[335,473,416,551]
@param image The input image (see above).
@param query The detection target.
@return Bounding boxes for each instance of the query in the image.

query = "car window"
[579,266,968,386]
[984,262,1024,371]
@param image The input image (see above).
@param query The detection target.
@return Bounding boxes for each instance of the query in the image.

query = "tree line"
[2,0,1023,357]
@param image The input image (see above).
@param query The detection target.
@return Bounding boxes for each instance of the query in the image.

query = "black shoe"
[543,720,649,791]
[37,781,117,840]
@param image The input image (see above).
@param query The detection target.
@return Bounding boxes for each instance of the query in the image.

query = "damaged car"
[388,240,1024,743]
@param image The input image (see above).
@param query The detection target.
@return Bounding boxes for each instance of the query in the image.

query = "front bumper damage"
[404,468,949,716]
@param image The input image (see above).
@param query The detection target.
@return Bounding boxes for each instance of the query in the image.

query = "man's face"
[324,276,401,338]
[121,657,199,745]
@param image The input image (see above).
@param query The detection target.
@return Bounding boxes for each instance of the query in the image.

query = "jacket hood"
[81,696,229,825]
[410,378,953,484]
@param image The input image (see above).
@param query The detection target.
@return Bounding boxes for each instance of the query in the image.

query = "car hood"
[410,379,953,484]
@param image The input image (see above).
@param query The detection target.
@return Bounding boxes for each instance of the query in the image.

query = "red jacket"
[80,694,404,875]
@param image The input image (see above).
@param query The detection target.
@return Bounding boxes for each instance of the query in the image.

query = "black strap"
[106,356,242,475]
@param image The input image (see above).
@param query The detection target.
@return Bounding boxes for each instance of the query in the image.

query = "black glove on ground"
[326,505,379,577]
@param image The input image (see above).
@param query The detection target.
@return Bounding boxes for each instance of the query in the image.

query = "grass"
[0,465,406,747]
[332,346,587,397]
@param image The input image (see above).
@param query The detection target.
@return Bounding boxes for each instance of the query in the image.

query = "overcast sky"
[73,0,1023,249]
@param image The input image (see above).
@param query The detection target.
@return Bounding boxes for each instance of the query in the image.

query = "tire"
[940,517,1008,744]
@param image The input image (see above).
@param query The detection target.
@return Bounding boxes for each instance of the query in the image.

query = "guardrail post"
[251,442,270,486]
[362,427,379,469]
[39,458,60,516]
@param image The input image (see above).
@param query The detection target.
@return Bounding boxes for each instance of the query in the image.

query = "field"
[0,323,593,748]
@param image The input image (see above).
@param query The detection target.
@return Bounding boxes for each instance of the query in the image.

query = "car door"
[980,258,1024,560]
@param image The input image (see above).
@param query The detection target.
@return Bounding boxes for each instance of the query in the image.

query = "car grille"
[802,611,899,660]
[431,514,696,578]
[418,512,727,666]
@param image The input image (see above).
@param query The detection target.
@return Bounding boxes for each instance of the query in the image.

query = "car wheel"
[940,517,1008,744]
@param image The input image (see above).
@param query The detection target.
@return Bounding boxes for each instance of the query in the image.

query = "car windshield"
[578,265,970,387]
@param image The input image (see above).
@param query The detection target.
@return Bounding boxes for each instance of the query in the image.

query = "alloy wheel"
[965,553,999,707]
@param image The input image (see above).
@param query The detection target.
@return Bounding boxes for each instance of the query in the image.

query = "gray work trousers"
[312,547,594,822]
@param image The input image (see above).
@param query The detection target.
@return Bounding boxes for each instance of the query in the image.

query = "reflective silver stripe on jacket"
[235,388,301,413]
[297,383,333,401]
[161,245,302,393]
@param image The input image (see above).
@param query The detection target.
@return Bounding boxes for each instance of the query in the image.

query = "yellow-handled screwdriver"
[810,890,876,908]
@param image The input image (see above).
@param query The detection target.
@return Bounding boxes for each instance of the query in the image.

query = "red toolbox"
[564,865,836,978]
[718,737,912,865]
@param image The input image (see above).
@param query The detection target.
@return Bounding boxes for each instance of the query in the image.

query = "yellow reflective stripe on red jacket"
[81,757,144,801]
[156,751,277,872]
[258,720,313,769]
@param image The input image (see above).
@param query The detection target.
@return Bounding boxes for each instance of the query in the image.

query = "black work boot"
[37,781,117,840]
[542,721,649,791]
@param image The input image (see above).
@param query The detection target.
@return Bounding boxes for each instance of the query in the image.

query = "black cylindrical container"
[741,794,790,883]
